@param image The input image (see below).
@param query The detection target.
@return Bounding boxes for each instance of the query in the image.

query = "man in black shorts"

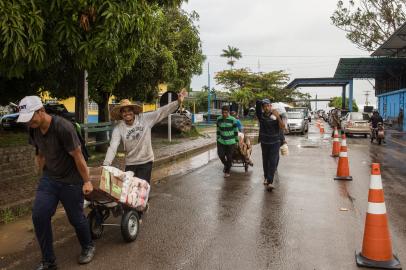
[17,96,95,270]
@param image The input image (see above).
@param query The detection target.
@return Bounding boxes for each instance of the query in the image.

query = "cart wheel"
[121,210,139,242]
[88,210,104,239]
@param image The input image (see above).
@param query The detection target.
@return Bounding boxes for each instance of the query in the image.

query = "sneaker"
[263,178,268,185]
[35,261,57,270]
[78,245,96,265]
[267,183,275,191]
[224,173,230,178]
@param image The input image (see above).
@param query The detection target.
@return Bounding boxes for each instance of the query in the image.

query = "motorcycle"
[370,122,385,145]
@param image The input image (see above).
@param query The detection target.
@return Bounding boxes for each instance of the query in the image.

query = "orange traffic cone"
[334,134,352,181]
[331,127,340,157]
[320,122,325,134]
[355,163,401,269]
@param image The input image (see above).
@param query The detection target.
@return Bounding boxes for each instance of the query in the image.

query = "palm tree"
[221,45,242,69]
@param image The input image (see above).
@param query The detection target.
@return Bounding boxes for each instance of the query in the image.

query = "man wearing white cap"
[17,96,95,270]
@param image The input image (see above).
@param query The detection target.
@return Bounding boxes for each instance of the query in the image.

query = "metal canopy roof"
[334,57,406,79]
[286,78,350,89]
[372,23,406,57]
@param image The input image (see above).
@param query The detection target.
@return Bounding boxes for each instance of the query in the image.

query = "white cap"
[16,96,43,123]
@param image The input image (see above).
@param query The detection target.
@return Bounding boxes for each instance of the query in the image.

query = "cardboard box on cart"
[88,167,124,201]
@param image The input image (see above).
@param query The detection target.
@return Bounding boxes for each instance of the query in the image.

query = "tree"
[0,0,185,110]
[331,0,406,51]
[329,96,359,112]
[115,8,205,104]
[215,68,306,116]
[221,45,242,69]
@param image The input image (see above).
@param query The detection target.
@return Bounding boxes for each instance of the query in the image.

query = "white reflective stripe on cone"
[367,202,387,214]
[339,151,348,157]
[333,138,339,142]
[370,175,383,190]
[342,140,347,146]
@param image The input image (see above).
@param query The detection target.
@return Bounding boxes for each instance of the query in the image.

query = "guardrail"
[81,122,113,147]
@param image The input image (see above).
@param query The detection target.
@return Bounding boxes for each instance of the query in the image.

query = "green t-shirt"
[216,116,239,145]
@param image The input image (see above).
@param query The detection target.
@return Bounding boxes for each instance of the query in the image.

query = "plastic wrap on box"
[102,166,150,211]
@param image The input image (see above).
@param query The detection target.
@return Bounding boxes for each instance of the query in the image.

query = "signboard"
[193,113,204,123]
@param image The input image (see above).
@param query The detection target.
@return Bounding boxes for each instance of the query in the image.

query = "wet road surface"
[2,122,406,270]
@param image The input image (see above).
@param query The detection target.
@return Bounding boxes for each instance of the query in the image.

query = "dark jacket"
[369,115,383,128]
[256,100,281,144]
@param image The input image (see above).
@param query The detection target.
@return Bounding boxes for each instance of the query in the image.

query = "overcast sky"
[182,0,377,110]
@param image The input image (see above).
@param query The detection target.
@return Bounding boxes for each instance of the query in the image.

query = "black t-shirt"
[29,116,83,184]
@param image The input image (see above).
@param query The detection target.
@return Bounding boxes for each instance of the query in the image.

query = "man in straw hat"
[103,89,187,183]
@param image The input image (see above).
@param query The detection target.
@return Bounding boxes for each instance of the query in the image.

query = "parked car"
[341,112,370,137]
[43,103,75,122]
[287,107,311,122]
[202,108,222,121]
[287,111,309,135]
[1,103,75,131]
[0,113,26,130]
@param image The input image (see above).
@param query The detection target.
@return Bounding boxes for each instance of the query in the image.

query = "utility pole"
[364,90,371,106]
[168,92,172,142]
[207,62,211,124]
[315,94,318,111]
[257,59,261,73]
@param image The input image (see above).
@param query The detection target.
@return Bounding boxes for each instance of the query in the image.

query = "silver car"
[341,112,370,137]
[287,111,308,135]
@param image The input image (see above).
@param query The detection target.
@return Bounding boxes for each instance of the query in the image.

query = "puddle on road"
[152,147,218,183]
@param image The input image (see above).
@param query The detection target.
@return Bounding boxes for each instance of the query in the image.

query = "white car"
[287,111,309,135]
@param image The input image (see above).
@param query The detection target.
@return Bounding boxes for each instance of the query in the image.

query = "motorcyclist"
[369,110,384,143]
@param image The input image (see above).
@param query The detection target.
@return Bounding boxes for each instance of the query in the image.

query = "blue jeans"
[32,177,93,263]
[261,142,280,184]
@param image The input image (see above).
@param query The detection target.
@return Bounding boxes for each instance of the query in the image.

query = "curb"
[0,140,217,224]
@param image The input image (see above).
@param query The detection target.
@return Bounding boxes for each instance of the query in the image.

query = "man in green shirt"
[216,106,239,177]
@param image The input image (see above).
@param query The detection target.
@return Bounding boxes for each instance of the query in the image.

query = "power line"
[204,54,367,58]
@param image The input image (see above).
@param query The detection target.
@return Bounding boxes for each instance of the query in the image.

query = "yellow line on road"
[387,137,406,147]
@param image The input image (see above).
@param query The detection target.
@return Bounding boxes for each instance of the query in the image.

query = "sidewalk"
[0,133,216,224]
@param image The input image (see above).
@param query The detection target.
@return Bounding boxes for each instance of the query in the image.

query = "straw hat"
[110,99,142,120]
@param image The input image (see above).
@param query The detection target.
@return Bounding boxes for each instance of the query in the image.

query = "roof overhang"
[334,57,406,79]
[372,23,406,57]
[286,78,350,89]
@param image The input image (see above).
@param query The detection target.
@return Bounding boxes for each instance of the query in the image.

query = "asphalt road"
[2,123,406,270]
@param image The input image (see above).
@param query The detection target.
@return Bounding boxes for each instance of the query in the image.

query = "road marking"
[387,138,406,147]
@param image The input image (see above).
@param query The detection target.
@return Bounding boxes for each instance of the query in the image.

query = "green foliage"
[215,68,304,102]
[193,87,218,112]
[215,68,309,114]
[221,45,242,69]
[329,96,359,111]
[0,0,201,110]
[115,8,205,102]
[331,0,406,51]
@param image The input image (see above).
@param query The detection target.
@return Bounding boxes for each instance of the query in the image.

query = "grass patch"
[241,119,257,126]
[0,132,28,148]
[179,126,202,139]
[154,139,181,145]
[0,205,32,224]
